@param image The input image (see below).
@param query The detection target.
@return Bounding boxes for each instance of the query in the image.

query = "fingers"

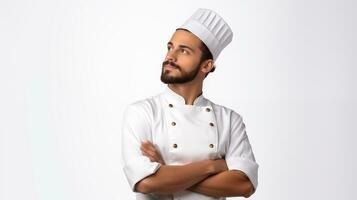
[140,141,155,157]
[141,140,157,153]
[140,145,156,157]
[140,140,165,164]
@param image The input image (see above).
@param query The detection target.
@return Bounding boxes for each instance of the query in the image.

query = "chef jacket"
[121,86,259,200]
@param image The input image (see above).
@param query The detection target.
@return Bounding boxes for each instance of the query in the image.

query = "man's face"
[160,29,203,84]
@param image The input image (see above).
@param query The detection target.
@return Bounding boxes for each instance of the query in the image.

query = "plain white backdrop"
[1,0,356,199]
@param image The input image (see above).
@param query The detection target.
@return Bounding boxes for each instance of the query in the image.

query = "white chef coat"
[121,86,259,200]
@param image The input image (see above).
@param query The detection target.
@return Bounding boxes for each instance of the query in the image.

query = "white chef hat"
[178,8,233,61]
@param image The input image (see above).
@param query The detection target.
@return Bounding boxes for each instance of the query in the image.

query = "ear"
[200,59,214,74]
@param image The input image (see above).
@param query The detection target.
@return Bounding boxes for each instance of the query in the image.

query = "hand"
[140,140,165,165]
[209,159,228,174]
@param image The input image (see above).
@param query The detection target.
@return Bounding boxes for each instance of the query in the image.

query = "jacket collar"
[162,85,208,107]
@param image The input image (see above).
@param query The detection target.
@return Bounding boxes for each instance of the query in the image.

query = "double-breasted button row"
[168,103,215,149]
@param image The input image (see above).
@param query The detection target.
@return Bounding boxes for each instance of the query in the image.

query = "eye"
[180,49,189,54]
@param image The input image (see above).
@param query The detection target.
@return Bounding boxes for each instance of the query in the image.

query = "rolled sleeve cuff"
[123,157,162,191]
[226,156,259,190]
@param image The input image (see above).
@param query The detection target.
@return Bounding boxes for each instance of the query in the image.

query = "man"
[121,8,259,200]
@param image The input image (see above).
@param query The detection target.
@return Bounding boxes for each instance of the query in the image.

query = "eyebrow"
[167,42,195,53]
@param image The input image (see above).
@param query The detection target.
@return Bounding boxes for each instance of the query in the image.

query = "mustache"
[162,60,181,70]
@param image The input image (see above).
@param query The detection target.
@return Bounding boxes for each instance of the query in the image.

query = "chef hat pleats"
[179,8,233,61]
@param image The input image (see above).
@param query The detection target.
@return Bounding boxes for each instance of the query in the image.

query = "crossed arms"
[135,141,255,198]
[122,105,257,198]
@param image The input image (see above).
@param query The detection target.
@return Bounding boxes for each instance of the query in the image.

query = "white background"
[1,0,356,199]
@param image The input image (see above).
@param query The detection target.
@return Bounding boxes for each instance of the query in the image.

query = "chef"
[121,8,259,200]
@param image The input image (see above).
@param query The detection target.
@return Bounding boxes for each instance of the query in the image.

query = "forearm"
[188,170,255,198]
[135,160,222,195]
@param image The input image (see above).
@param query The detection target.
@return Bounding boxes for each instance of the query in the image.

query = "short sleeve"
[225,112,259,190]
[121,104,161,191]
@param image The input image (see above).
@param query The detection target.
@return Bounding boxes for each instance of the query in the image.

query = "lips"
[164,64,178,70]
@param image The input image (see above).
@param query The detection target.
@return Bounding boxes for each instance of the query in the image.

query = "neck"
[168,81,203,105]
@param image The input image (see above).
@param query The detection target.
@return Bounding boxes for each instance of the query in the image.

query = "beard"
[160,60,201,84]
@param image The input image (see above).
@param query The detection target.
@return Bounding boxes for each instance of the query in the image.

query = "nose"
[165,49,177,62]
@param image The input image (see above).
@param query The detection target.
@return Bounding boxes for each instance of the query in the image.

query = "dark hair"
[198,41,215,78]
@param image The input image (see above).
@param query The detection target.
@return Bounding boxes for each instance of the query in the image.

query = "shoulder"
[123,93,161,117]
[209,100,243,122]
